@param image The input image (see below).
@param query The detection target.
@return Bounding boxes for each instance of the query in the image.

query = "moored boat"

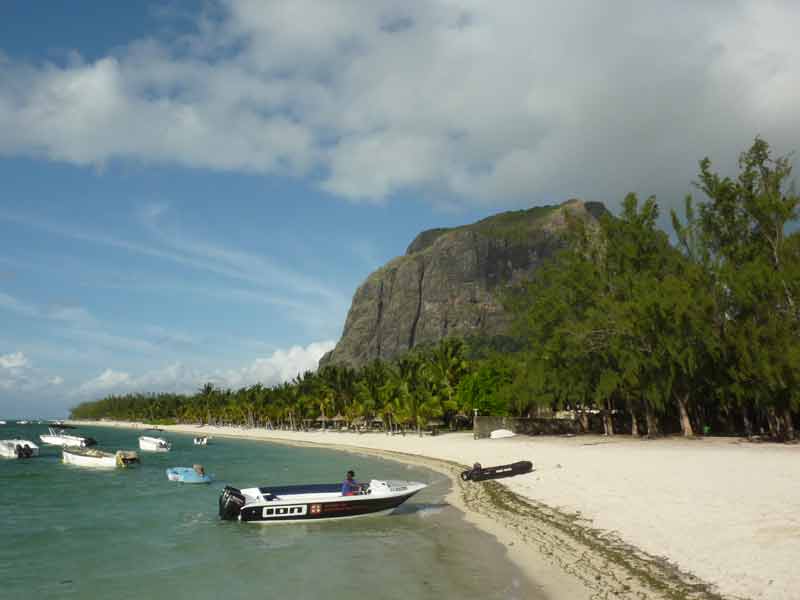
[0,439,39,458]
[166,465,213,484]
[63,447,139,468]
[193,436,209,446]
[39,427,97,448]
[0,420,7,425]
[138,436,171,452]
[219,479,426,523]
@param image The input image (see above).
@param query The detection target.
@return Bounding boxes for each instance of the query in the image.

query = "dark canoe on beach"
[460,460,534,482]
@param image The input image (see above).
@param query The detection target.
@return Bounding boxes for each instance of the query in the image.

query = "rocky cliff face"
[319,199,606,368]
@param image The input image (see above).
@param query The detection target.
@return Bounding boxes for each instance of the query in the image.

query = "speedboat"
[193,436,209,446]
[39,427,97,448]
[166,465,213,484]
[63,447,139,468]
[219,479,427,523]
[0,439,39,458]
[138,436,171,452]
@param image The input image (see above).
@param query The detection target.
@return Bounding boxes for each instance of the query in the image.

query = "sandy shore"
[71,421,800,600]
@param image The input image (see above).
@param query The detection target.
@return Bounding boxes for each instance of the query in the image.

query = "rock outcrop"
[319,199,606,368]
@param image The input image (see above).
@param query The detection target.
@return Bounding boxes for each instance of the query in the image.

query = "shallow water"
[0,423,541,599]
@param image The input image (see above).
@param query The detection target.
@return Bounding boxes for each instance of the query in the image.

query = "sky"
[1,1,799,418]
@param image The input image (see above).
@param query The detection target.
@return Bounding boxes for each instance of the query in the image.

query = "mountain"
[319,199,606,368]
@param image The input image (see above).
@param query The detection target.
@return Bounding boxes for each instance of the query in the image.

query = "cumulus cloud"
[73,340,335,399]
[0,350,64,392]
[0,351,29,369]
[0,1,798,210]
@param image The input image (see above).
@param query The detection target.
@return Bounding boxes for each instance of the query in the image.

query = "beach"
[72,421,800,600]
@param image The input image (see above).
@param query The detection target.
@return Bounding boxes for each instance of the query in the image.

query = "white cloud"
[72,340,335,399]
[77,368,132,396]
[0,351,29,369]
[0,1,797,210]
[0,350,64,393]
[218,340,336,389]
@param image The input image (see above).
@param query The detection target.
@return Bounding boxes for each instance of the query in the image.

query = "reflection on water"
[0,423,540,600]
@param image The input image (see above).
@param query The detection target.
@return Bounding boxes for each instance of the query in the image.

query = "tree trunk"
[631,410,640,437]
[602,410,614,436]
[644,402,659,437]
[766,407,782,440]
[675,392,694,437]
[782,408,795,442]
[742,405,753,438]
[578,410,590,433]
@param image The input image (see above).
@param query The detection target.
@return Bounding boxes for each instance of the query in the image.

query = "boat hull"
[63,449,116,468]
[63,448,139,468]
[39,434,95,447]
[220,480,426,523]
[0,440,39,458]
[166,467,213,483]
[139,436,171,452]
[460,460,534,482]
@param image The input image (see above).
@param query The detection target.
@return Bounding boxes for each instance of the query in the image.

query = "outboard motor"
[219,486,246,521]
[22,444,33,458]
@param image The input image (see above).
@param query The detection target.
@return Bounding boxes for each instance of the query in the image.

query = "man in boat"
[341,470,361,496]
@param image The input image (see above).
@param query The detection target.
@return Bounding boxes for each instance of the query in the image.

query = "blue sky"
[1,1,798,418]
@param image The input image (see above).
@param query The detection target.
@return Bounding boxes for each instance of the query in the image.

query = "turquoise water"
[0,423,540,600]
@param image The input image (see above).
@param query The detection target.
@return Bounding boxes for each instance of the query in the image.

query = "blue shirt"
[341,479,359,495]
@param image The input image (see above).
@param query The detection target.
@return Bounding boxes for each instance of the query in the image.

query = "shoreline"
[69,420,800,600]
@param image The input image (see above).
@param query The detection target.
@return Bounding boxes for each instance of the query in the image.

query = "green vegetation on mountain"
[72,138,800,440]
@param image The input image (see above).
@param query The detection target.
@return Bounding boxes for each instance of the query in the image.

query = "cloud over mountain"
[1,1,798,209]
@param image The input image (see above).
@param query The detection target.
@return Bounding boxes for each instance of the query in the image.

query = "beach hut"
[315,414,329,430]
[331,414,347,431]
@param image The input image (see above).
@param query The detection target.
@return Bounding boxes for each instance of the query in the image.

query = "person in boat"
[193,464,205,476]
[341,470,362,496]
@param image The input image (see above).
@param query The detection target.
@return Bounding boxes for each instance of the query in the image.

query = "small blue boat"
[166,465,213,484]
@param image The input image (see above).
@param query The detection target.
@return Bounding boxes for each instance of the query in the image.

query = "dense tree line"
[72,139,799,440]
[70,339,478,435]
[507,138,799,440]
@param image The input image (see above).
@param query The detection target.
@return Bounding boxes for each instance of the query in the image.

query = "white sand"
[76,422,800,600]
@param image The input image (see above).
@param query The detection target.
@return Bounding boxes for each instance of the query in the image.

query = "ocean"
[0,423,539,600]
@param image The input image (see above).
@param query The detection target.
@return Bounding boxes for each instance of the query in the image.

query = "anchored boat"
[40,427,97,448]
[219,479,426,523]
[166,465,213,484]
[193,436,209,446]
[63,447,140,468]
[0,439,39,458]
[138,436,171,452]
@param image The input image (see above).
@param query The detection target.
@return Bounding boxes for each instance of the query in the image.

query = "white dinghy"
[0,439,39,458]
[489,429,515,439]
[138,436,171,452]
[63,447,139,468]
[193,436,209,446]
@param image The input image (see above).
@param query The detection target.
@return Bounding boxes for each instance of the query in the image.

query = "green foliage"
[72,138,800,439]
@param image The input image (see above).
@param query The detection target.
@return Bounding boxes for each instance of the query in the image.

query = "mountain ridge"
[319,199,605,369]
